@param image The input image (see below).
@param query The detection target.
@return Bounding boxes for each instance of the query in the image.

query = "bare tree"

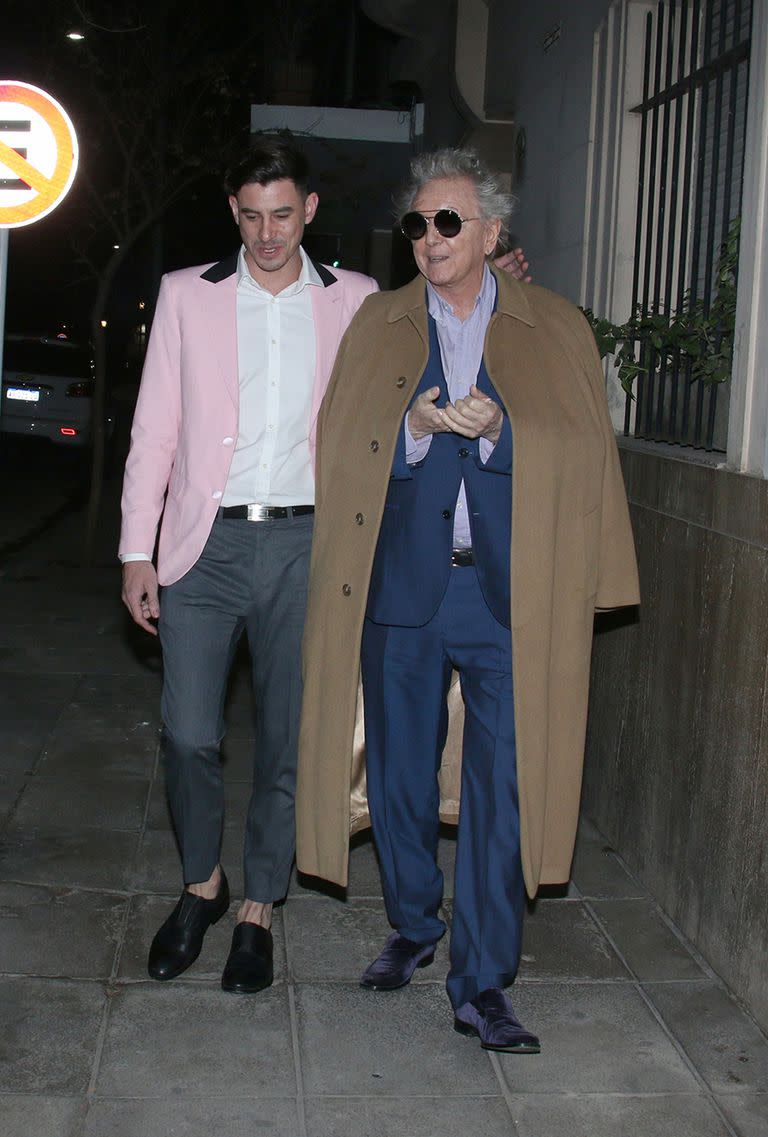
[23,1,260,560]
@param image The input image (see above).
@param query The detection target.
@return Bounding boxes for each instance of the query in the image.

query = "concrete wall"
[584,446,768,1031]
[485,0,613,299]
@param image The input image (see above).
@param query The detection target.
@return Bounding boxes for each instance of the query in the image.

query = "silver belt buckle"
[246,503,270,521]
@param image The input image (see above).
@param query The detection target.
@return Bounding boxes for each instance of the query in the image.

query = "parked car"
[1,333,114,447]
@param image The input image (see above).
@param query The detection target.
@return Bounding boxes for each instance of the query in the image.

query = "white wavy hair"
[394,147,516,242]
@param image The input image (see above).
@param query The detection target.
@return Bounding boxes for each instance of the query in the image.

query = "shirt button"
[212,491,223,500]
[370,440,379,452]
[355,513,364,525]
[396,376,406,388]
[442,509,451,519]
[342,583,352,596]
[223,437,234,446]
[458,447,469,458]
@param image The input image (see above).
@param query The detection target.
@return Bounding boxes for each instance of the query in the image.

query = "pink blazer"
[119,253,378,585]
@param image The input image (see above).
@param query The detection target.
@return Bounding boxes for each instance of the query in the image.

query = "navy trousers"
[158,514,312,902]
[361,564,526,1010]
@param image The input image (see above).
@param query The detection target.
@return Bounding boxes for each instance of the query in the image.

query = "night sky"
[1,3,405,358]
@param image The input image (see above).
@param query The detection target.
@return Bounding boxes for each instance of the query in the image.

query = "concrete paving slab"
[80,1097,301,1137]
[0,724,56,776]
[296,983,499,1097]
[0,622,153,676]
[0,976,106,1092]
[128,828,185,895]
[144,779,172,830]
[284,897,449,984]
[644,981,768,1093]
[220,737,258,779]
[10,774,150,832]
[509,1092,731,1136]
[0,829,139,890]
[291,833,384,901]
[570,830,647,900]
[0,773,25,827]
[55,701,160,739]
[37,734,158,780]
[0,1094,83,1137]
[292,830,457,904]
[0,674,80,709]
[117,893,287,985]
[305,1095,516,1137]
[95,983,296,1097]
[76,672,162,696]
[519,899,630,981]
[715,1092,768,1137]
[590,898,708,980]
[0,883,127,979]
[493,982,699,1093]
[146,775,251,832]
[221,714,258,742]
[129,827,246,898]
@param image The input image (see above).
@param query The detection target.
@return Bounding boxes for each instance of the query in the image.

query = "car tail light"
[65,381,93,397]
[60,427,78,436]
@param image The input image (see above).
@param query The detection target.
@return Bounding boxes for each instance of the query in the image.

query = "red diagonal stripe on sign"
[0,138,53,194]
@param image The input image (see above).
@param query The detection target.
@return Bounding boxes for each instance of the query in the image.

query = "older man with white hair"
[297,148,639,1052]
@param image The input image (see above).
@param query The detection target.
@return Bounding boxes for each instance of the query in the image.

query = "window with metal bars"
[627,0,751,451]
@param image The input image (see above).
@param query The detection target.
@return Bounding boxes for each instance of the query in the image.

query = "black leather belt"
[451,548,475,567]
[219,504,314,521]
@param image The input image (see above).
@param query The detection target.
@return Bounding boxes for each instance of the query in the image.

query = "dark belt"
[219,504,314,521]
[451,547,475,567]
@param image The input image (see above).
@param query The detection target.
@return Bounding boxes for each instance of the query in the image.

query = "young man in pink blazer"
[119,136,378,993]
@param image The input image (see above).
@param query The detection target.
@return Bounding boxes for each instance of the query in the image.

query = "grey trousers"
[158,513,312,902]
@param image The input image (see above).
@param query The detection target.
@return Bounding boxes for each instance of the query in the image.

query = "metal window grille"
[627,0,752,450]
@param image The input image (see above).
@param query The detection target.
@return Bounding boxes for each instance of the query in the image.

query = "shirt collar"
[236,245,323,296]
[426,262,496,324]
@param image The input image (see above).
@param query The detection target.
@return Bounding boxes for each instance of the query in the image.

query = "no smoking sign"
[0,80,79,229]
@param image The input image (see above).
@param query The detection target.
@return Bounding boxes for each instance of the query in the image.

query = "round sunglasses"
[400,209,481,241]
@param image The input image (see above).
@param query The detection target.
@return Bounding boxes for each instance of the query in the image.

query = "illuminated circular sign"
[0,80,79,229]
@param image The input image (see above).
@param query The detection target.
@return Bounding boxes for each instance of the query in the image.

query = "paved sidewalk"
[1,488,767,1137]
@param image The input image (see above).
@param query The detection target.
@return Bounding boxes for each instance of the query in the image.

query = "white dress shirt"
[223,245,320,507]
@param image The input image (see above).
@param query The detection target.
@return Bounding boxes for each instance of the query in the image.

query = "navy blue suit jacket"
[366,316,513,628]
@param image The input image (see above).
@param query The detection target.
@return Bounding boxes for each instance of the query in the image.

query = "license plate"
[7,387,40,402]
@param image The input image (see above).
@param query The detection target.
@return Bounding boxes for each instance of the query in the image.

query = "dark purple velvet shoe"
[360,932,437,990]
[454,988,541,1053]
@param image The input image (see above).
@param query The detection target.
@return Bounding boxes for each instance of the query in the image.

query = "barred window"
[627,0,752,450]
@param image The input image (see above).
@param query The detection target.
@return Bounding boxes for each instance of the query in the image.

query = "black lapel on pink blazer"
[199,252,338,288]
[200,253,239,283]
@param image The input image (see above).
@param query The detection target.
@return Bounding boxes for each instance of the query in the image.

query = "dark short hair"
[225,133,311,197]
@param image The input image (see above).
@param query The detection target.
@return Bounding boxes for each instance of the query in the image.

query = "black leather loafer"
[147,871,230,981]
[221,922,274,994]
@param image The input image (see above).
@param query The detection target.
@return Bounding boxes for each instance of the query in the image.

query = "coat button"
[458,447,469,458]
[342,583,352,596]
[396,376,406,388]
[442,509,451,519]
[212,491,223,500]
[355,513,364,525]
[370,440,379,452]
[223,437,234,446]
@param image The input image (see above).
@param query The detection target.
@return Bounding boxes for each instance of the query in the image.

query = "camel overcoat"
[296,268,639,896]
